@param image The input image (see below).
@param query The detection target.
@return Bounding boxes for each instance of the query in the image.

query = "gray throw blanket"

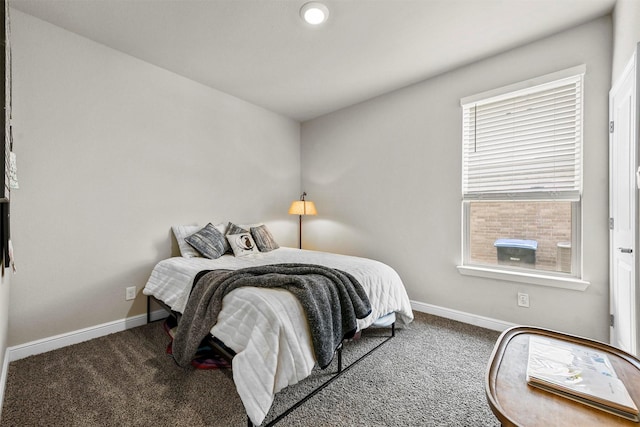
[172,263,371,369]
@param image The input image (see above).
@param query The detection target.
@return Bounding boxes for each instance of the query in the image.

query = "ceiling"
[11,0,616,122]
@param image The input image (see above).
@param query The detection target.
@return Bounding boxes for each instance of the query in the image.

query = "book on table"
[526,336,639,422]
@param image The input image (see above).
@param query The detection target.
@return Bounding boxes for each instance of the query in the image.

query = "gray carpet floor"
[1,311,501,426]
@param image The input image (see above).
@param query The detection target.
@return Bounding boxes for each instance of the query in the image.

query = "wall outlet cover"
[517,292,530,308]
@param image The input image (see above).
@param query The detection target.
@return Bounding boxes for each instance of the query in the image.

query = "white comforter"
[143,247,413,425]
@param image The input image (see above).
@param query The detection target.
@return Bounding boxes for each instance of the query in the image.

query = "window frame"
[457,66,590,291]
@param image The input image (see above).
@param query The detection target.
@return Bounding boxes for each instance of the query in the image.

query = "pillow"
[172,225,203,258]
[226,222,249,235]
[250,224,279,252]
[239,222,264,229]
[226,232,260,257]
[185,223,227,259]
[214,222,229,235]
[225,222,249,254]
[213,223,231,253]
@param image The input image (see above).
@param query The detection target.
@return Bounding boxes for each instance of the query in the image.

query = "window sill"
[456,265,590,291]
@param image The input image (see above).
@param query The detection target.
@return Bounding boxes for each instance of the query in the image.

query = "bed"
[143,225,414,426]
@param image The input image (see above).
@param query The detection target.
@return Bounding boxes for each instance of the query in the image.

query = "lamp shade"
[288,200,317,216]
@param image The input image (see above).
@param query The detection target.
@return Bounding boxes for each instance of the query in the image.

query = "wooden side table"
[485,326,640,426]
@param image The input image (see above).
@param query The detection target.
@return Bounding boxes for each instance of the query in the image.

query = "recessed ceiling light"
[300,2,329,25]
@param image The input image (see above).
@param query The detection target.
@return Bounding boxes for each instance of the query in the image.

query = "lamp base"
[298,215,302,249]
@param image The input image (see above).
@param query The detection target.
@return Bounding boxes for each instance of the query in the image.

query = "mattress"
[143,247,413,425]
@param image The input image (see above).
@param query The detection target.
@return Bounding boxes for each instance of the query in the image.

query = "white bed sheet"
[143,247,413,425]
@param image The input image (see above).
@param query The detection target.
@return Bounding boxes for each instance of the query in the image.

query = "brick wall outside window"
[469,201,572,272]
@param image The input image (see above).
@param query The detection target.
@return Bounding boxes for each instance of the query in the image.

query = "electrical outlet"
[517,292,530,308]
[125,286,137,301]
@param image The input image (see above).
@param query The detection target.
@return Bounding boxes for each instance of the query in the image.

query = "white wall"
[8,10,301,346]
[301,17,612,341]
[612,0,640,84]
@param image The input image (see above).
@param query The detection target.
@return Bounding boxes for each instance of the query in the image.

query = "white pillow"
[226,232,260,257]
[172,225,202,258]
[215,222,229,235]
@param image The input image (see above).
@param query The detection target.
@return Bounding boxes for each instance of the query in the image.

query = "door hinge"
[610,120,615,133]
[610,314,615,327]
[609,217,614,230]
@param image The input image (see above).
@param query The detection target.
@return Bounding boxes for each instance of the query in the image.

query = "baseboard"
[411,300,516,332]
[5,302,509,362]
[8,309,168,362]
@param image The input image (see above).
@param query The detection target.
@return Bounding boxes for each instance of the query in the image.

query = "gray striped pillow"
[250,224,279,252]
[214,223,232,254]
[185,223,227,259]
[226,222,248,235]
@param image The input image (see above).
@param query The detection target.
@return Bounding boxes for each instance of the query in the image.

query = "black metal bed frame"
[147,295,395,427]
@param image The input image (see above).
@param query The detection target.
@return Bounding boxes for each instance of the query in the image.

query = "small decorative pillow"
[250,225,279,252]
[225,222,249,254]
[185,223,227,259]
[226,232,260,257]
[172,225,203,258]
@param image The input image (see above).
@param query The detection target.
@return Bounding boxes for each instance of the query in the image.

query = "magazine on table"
[526,336,639,422]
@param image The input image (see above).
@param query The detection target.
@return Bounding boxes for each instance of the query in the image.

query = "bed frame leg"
[337,343,343,373]
[146,295,151,324]
[247,418,253,427]
[392,322,395,337]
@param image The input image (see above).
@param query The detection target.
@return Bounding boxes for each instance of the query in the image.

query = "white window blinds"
[462,73,583,201]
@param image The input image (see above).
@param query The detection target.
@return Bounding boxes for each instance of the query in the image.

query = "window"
[460,66,584,283]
